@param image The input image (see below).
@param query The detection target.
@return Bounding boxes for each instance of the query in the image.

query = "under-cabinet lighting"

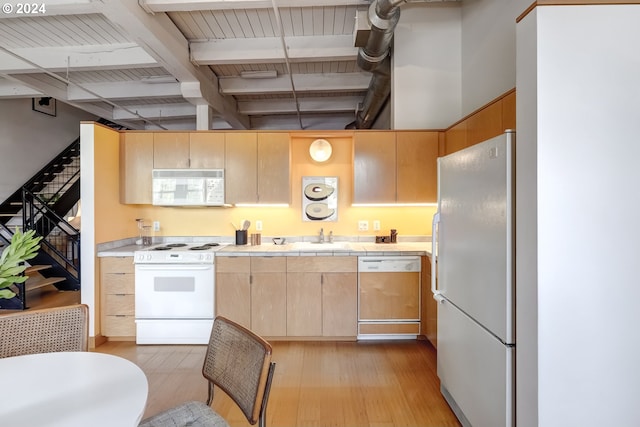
[351,203,438,207]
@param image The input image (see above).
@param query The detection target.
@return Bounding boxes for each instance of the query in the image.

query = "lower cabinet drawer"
[104,294,135,316]
[358,322,420,335]
[103,315,136,336]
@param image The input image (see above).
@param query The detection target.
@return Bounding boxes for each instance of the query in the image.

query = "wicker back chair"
[139,316,276,427]
[0,304,89,358]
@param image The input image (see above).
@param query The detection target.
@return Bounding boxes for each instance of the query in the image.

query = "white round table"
[0,351,148,427]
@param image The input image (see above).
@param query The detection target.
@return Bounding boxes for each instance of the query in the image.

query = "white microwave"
[152,169,226,206]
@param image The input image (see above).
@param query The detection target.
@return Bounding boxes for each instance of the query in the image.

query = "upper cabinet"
[444,90,516,155]
[189,133,225,169]
[153,132,225,169]
[225,132,258,204]
[120,132,153,205]
[225,132,290,204]
[353,131,396,203]
[396,131,439,203]
[353,131,439,204]
[153,132,189,168]
[257,133,290,204]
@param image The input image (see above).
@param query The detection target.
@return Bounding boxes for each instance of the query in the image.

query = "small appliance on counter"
[375,229,398,244]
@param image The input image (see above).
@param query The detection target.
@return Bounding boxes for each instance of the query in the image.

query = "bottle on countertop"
[390,229,397,243]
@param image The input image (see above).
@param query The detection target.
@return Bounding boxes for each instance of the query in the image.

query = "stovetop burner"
[166,243,188,248]
[151,246,172,251]
[189,246,210,250]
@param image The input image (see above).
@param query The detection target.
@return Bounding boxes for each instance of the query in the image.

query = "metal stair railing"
[22,188,80,282]
[0,138,80,228]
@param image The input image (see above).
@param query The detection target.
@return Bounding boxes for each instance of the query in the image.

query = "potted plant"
[0,229,42,309]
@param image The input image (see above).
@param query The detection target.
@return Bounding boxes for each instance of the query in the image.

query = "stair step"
[25,276,66,291]
[25,264,52,274]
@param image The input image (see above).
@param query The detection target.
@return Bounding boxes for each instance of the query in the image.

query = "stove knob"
[146,254,152,261]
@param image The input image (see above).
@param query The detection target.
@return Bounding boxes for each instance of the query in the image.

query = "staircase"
[0,138,81,309]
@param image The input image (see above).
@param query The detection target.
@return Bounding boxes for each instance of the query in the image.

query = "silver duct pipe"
[354,0,407,129]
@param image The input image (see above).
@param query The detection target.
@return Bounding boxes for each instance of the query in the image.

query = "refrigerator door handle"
[431,211,442,302]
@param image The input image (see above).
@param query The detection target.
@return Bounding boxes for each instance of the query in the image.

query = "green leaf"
[0,289,16,299]
[0,228,43,298]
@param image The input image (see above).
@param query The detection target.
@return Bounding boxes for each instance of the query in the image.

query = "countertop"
[97,239,433,258]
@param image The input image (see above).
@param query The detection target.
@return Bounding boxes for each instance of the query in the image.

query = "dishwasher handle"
[358,256,421,272]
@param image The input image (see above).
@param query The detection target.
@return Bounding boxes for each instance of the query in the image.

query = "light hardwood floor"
[13,286,461,426]
[95,339,461,427]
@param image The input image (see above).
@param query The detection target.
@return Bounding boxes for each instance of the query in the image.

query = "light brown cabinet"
[250,256,287,337]
[396,131,439,203]
[215,256,286,337]
[189,133,225,169]
[421,256,437,348]
[100,257,135,338]
[353,131,439,204]
[257,133,290,203]
[353,131,396,203]
[153,132,189,168]
[120,132,153,204]
[224,132,257,204]
[118,130,298,206]
[286,256,357,338]
[215,256,251,328]
[225,132,290,204]
[154,132,225,169]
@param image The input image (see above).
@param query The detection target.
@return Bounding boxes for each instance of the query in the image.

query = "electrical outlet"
[153,221,160,231]
[358,220,369,231]
[256,220,263,231]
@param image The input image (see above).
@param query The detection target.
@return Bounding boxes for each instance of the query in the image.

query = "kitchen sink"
[290,241,352,251]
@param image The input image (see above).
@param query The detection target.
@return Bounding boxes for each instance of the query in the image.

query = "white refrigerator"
[431,131,515,427]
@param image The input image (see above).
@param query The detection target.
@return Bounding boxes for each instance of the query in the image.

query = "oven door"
[135,264,214,319]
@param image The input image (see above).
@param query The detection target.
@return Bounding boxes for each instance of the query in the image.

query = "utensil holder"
[235,230,247,245]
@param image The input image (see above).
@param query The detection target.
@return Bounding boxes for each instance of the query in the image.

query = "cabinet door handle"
[249,274,253,285]
[321,273,324,285]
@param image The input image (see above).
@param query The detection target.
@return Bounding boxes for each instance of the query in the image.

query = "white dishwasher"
[358,256,421,340]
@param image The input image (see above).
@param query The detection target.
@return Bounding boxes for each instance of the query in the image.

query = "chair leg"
[206,382,214,406]
[259,362,276,427]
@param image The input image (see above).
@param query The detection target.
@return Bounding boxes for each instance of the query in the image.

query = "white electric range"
[133,242,226,344]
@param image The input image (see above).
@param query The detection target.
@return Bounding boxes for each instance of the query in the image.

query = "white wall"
[515,10,539,427]
[0,98,96,202]
[79,123,96,336]
[392,0,530,129]
[518,5,640,426]
[392,3,461,129]
[460,0,529,116]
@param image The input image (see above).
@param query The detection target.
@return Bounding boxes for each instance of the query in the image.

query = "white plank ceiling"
[0,0,458,130]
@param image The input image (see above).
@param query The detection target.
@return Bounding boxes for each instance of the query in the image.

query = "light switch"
[153,221,160,231]
[256,220,263,231]
[373,220,380,231]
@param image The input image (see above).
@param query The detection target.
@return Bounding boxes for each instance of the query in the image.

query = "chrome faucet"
[319,228,324,243]
[328,230,334,243]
